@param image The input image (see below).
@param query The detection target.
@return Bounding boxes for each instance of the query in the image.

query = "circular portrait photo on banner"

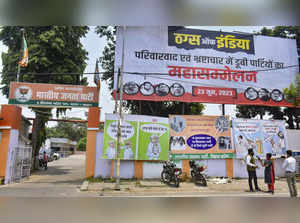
[155,83,169,96]
[140,82,154,96]
[244,87,258,101]
[170,83,185,97]
[123,82,139,95]
[271,89,284,102]
[258,88,270,101]
[170,116,186,133]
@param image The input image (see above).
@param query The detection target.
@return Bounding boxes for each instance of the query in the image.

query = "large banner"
[169,115,234,160]
[9,82,99,107]
[232,118,288,158]
[103,114,169,160]
[114,27,299,106]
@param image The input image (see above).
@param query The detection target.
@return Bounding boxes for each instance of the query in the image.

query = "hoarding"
[9,82,99,107]
[103,114,169,160]
[169,115,234,160]
[232,118,288,158]
[114,27,299,106]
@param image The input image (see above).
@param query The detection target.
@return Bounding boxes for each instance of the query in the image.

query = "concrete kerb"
[80,180,89,191]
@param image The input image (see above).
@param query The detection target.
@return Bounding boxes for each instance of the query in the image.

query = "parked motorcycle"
[161,161,182,187]
[189,160,207,186]
[39,159,48,170]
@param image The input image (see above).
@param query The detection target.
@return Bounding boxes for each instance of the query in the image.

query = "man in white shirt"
[282,150,297,197]
[246,149,261,192]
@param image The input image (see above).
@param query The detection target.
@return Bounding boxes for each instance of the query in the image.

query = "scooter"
[189,160,207,186]
[39,159,48,170]
[161,161,182,187]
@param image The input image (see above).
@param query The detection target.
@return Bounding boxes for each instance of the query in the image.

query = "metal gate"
[11,146,32,183]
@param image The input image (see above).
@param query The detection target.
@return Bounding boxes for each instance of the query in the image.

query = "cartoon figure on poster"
[263,125,287,156]
[232,121,261,158]
[146,134,162,160]
[103,119,136,160]
[139,122,169,160]
[122,140,134,159]
[105,140,116,159]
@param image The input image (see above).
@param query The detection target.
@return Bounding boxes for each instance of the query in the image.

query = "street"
[0,154,95,197]
[0,154,299,198]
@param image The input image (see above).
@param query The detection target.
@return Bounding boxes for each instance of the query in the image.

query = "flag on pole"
[18,34,29,67]
[94,59,101,88]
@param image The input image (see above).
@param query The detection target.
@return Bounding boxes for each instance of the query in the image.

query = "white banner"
[114,27,299,106]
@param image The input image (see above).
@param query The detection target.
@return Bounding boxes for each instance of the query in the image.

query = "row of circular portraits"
[244,87,284,102]
[123,81,285,103]
[123,81,185,97]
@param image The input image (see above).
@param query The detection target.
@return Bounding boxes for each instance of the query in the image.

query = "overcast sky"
[0,26,267,126]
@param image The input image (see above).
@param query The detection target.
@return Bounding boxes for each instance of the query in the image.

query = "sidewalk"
[82,177,300,197]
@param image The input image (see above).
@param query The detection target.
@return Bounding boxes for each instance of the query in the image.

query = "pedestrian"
[43,151,48,170]
[258,153,275,194]
[245,149,261,192]
[282,150,297,197]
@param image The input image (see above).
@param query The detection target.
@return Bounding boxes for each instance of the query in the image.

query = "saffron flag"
[18,35,28,67]
[94,59,100,88]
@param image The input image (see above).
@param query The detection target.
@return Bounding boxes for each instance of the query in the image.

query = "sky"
[0,26,268,127]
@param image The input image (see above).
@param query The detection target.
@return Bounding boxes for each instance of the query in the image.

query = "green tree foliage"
[95,26,205,116]
[0,26,89,168]
[236,26,300,129]
[77,137,87,151]
[46,118,87,143]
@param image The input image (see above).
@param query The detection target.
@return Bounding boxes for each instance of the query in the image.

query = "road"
[0,154,298,198]
[0,154,95,197]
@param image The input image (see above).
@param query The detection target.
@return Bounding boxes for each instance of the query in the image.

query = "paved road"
[0,154,95,197]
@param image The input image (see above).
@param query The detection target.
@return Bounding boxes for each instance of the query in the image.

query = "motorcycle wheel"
[161,171,169,184]
[199,176,207,186]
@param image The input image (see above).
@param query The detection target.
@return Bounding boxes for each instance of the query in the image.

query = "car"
[53,152,60,160]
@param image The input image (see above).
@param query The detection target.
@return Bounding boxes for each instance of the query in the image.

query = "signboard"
[114,27,299,106]
[232,118,288,158]
[169,115,233,160]
[9,82,99,107]
[103,114,169,160]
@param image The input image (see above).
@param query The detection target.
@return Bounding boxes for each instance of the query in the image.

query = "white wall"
[287,129,300,151]
[5,130,19,184]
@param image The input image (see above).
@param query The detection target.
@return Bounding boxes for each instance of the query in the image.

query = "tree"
[236,26,300,129]
[0,26,89,169]
[46,118,87,142]
[95,26,205,116]
[77,137,87,151]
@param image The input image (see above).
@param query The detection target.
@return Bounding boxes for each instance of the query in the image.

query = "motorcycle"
[161,161,182,187]
[189,160,207,186]
[39,158,48,170]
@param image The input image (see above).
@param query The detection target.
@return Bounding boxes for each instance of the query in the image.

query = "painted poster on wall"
[114,27,299,107]
[232,118,288,158]
[103,114,169,160]
[169,115,234,160]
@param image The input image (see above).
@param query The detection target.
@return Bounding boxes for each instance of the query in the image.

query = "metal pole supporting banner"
[115,26,126,190]
[115,68,123,190]
[222,104,225,116]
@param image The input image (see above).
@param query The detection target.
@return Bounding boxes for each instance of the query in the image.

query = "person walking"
[246,149,261,192]
[43,151,48,170]
[282,150,297,197]
[258,153,275,194]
